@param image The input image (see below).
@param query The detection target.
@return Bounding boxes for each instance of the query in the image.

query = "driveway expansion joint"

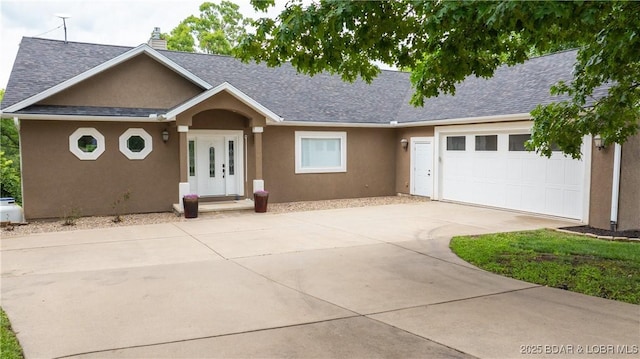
[364,284,543,318]
[52,315,364,359]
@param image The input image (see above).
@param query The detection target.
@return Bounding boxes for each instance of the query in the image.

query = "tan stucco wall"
[20,120,180,219]
[40,54,202,109]
[589,133,640,231]
[589,144,614,230]
[618,134,640,230]
[262,126,396,203]
[394,127,435,195]
[190,109,256,197]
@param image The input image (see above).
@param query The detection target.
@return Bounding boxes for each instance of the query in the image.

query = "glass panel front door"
[187,132,243,196]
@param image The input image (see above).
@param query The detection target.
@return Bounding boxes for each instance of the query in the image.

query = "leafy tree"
[0,89,21,202]
[0,151,21,203]
[163,1,251,55]
[239,0,639,158]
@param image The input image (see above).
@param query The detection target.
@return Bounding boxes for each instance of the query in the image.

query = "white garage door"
[439,130,585,220]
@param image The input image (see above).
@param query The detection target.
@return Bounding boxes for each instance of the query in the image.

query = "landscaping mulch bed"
[560,225,640,239]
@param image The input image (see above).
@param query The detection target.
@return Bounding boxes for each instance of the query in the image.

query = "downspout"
[244,134,248,197]
[610,143,622,232]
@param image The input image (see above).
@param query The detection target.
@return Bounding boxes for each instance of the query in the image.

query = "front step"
[173,199,254,214]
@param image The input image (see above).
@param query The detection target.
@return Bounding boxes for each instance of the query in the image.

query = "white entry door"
[411,138,434,197]
[187,131,243,197]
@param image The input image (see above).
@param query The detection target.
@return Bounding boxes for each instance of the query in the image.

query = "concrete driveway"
[1,201,638,359]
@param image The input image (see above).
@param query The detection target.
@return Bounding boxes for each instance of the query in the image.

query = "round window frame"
[69,128,105,160]
[119,128,153,160]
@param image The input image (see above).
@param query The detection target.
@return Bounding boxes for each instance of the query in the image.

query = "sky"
[0,0,288,90]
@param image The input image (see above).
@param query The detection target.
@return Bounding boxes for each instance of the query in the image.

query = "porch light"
[594,134,605,150]
[162,129,169,143]
[400,138,408,151]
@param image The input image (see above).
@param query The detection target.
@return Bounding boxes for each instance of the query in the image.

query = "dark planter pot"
[254,192,269,213]
[183,197,199,218]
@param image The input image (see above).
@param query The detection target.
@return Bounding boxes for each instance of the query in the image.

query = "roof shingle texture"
[2,37,578,124]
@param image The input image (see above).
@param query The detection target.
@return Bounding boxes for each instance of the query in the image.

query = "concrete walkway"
[1,201,638,358]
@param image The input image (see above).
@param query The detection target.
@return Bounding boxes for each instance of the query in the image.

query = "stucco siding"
[262,126,396,203]
[20,120,180,219]
[618,134,640,230]
[588,143,614,229]
[39,54,202,109]
[589,133,640,231]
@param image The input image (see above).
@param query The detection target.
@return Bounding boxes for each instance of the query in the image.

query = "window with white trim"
[69,128,105,160]
[119,128,153,160]
[295,131,347,174]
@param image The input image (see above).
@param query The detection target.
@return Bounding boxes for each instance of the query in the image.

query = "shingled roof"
[2,37,578,124]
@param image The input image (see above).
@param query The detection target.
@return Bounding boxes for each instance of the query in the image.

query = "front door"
[187,131,243,197]
[411,138,434,197]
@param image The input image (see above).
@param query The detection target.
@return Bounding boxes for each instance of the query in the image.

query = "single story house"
[1,34,638,231]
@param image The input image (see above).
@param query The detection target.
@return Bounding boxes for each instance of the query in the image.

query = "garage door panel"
[506,159,524,181]
[441,130,585,220]
[546,159,566,185]
[505,185,522,208]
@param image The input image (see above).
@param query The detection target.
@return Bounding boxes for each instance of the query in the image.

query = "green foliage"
[61,206,81,226]
[0,89,22,203]
[450,230,640,304]
[240,1,640,158]
[111,190,131,223]
[164,1,251,55]
[1,307,25,359]
[0,151,21,203]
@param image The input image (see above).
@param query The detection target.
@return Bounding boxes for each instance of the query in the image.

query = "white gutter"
[273,120,392,128]
[610,143,622,231]
[396,112,532,127]
[273,112,532,128]
[9,113,163,122]
[7,109,534,129]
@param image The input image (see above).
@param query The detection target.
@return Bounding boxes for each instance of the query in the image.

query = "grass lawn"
[450,229,640,304]
[1,307,24,359]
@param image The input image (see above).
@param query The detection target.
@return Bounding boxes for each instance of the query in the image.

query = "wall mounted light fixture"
[400,138,409,151]
[162,129,169,143]
[594,134,605,150]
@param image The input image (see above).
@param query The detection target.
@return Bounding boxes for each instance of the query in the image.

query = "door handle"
[222,164,226,178]
[427,170,431,176]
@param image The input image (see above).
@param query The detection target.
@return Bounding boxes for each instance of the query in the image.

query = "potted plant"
[254,190,269,213]
[183,194,199,218]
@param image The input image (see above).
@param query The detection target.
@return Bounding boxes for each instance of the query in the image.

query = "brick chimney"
[147,27,167,50]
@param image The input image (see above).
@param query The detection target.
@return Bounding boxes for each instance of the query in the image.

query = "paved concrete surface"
[1,201,638,359]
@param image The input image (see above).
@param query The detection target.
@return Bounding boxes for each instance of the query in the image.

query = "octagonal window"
[119,128,152,160]
[78,135,98,152]
[69,128,105,160]
[127,135,145,153]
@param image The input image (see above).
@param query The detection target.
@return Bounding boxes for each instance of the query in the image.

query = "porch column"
[177,125,190,207]
[253,126,264,192]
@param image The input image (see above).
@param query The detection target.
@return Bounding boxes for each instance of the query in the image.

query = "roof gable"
[164,82,283,123]
[37,53,204,110]
[2,40,210,113]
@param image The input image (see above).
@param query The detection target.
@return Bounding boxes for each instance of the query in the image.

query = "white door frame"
[410,136,434,197]
[187,130,245,196]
